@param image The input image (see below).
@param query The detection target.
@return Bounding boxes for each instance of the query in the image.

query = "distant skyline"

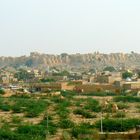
[0,0,140,56]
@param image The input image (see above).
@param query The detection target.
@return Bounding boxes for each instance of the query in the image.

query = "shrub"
[11,94,31,99]
[10,98,48,117]
[71,125,93,138]
[59,100,71,108]
[0,89,5,95]
[59,119,74,129]
[12,116,22,124]
[51,96,62,103]
[117,102,129,109]
[61,90,76,98]
[114,96,140,103]
[62,131,71,140]
[95,118,140,132]
[79,123,94,129]
[122,71,133,79]
[17,125,46,137]
[136,105,140,109]
[0,104,11,111]
[40,115,57,135]
[73,109,96,118]
[103,66,116,72]
[55,100,70,118]
[0,125,33,140]
[57,108,70,118]
[75,99,85,107]
[12,105,24,113]
[0,129,44,140]
[0,99,11,111]
[82,92,116,97]
[84,98,101,112]
[0,129,19,140]
[40,78,56,83]
[113,112,126,118]
[103,103,113,113]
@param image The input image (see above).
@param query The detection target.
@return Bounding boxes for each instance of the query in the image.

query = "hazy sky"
[0,0,140,56]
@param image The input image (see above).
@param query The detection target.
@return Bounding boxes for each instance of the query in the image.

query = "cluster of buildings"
[0,70,17,85]
[1,66,140,94]
[30,71,140,94]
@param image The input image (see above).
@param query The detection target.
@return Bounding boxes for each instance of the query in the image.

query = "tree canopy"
[122,71,133,79]
[103,66,116,72]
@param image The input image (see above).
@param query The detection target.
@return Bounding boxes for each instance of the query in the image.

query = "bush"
[12,116,22,124]
[95,118,140,132]
[12,105,24,113]
[75,99,86,107]
[11,94,31,99]
[17,125,46,137]
[0,89,5,95]
[117,102,129,109]
[84,98,101,112]
[0,104,11,111]
[57,108,70,118]
[73,109,96,118]
[0,98,12,111]
[61,90,76,98]
[59,100,71,108]
[113,112,126,118]
[59,119,74,129]
[0,129,19,140]
[114,96,140,103]
[71,125,94,138]
[82,92,116,97]
[0,130,44,140]
[40,120,57,135]
[40,78,56,83]
[0,123,29,139]
[62,131,71,140]
[11,98,48,117]
[55,100,71,118]
[103,66,116,72]
[122,71,133,79]
[40,115,57,135]
[103,103,113,113]
[51,96,62,103]
[79,123,94,129]
[136,105,140,109]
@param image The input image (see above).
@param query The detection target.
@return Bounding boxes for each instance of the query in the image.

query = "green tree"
[14,69,34,81]
[0,89,5,95]
[103,66,116,72]
[122,71,133,79]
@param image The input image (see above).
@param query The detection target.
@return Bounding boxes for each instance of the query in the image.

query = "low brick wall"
[99,132,140,140]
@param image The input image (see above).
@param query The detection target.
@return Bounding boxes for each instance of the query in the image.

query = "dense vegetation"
[0,91,139,139]
[103,66,116,72]
[122,71,133,79]
[0,88,5,95]
[0,97,48,117]
[114,96,140,103]
[96,118,140,132]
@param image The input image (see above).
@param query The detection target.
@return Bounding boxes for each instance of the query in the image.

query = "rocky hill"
[0,52,140,71]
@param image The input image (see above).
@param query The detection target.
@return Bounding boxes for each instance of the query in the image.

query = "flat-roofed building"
[95,72,122,84]
[123,81,140,91]
[30,82,75,92]
[75,83,120,93]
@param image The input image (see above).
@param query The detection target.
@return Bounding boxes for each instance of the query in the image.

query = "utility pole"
[101,111,103,133]
[47,113,49,134]
[47,114,48,129]
[121,111,123,132]
[46,111,49,140]
[45,111,49,139]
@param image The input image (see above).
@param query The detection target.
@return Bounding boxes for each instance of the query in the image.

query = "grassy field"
[0,91,140,140]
